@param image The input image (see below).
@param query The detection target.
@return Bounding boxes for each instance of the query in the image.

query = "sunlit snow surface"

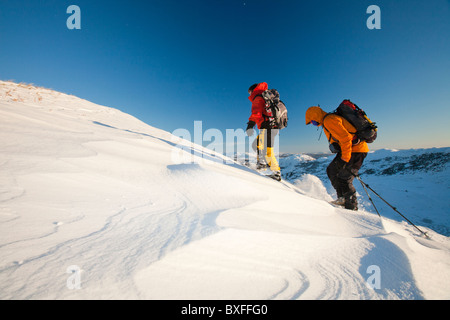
[1,81,449,300]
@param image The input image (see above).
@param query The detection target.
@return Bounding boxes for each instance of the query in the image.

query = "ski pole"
[355,175,381,218]
[355,175,430,239]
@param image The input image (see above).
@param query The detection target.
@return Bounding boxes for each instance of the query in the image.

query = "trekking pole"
[355,175,430,239]
[356,175,381,218]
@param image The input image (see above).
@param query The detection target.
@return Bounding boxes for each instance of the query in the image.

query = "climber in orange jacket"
[246,82,281,181]
[305,106,369,210]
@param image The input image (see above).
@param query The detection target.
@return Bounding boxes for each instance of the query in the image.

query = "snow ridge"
[278,148,450,236]
[1,81,449,300]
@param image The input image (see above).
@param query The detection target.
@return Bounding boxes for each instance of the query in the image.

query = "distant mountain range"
[278,148,450,236]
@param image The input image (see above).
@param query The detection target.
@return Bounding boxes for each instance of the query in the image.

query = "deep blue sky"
[1,0,449,153]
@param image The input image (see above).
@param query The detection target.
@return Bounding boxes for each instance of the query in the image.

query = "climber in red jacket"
[246,82,281,181]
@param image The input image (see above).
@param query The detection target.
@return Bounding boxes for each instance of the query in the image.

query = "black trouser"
[327,153,367,209]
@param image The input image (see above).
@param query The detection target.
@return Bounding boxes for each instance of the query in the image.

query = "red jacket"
[248,82,272,129]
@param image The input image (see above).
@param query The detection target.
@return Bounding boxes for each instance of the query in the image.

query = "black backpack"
[260,89,288,130]
[331,99,378,143]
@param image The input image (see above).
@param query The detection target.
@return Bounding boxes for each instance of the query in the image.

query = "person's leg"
[327,154,345,200]
[337,153,367,210]
[256,130,268,169]
[265,129,280,172]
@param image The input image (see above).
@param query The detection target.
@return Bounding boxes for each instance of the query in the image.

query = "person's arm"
[248,96,266,128]
[324,116,354,162]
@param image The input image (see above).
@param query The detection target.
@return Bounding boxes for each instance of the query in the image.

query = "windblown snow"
[0,81,449,300]
[279,149,450,237]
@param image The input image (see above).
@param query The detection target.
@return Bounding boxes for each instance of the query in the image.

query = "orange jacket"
[305,106,369,162]
[248,82,272,129]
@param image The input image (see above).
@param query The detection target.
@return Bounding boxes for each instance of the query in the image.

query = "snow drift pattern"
[1,81,449,300]
[279,149,450,236]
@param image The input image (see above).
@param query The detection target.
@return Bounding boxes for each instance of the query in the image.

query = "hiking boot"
[330,197,345,207]
[268,171,281,181]
[344,194,358,211]
[256,162,270,170]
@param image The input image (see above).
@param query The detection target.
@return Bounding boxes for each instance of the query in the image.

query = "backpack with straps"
[330,99,378,143]
[260,89,288,130]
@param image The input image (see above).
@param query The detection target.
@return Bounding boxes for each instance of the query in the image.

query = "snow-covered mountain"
[279,148,450,237]
[1,81,449,300]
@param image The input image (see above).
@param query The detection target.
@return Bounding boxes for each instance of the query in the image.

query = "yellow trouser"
[257,129,280,172]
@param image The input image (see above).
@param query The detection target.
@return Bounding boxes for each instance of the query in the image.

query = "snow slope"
[279,148,450,237]
[1,81,449,300]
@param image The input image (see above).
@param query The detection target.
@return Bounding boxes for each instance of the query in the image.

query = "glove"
[246,121,256,136]
[336,157,353,180]
[260,120,271,129]
[329,142,341,154]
